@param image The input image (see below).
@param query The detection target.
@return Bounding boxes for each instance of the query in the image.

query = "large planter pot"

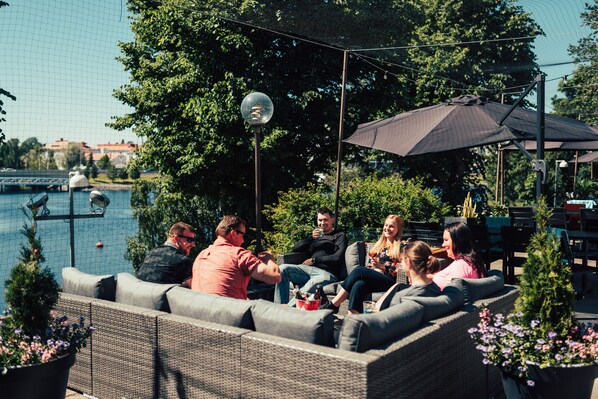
[501,363,598,399]
[0,352,76,399]
[444,216,479,226]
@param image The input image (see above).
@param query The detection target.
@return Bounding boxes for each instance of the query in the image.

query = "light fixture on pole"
[25,171,110,268]
[240,92,273,253]
[554,159,568,207]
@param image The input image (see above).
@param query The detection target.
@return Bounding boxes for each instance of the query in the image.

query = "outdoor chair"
[406,221,443,247]
[547,207,567,229]
[501,226,534,284]
[508,206,535,227]
[469,224,492,269]
[564,203,585,231]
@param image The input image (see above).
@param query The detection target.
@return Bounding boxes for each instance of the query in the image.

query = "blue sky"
[0,0,592,147]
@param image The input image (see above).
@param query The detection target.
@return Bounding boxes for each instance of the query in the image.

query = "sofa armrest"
[277,252,310,265]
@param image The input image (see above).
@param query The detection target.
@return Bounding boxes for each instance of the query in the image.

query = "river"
[0,190,137,309]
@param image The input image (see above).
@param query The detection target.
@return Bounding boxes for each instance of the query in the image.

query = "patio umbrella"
[344,95,598,157]
[576,152,598,163]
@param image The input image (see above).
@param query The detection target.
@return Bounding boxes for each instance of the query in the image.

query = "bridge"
[0,170,70,190]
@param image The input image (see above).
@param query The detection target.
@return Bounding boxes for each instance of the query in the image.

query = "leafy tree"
[64,142,83,169]
[0,138,21,169]
[106,164,118,182]
[118,168,128,180]
[0,1,15,147]
[97,154,111,170]
[90,162,99,178]
[264,174,450,252]
[126,179,221,271]
[113,0,541,261]
[128,165,140,180]
[552,0,597,126]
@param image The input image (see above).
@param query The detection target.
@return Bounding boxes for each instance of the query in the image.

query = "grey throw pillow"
[451,269,504,304]
[344,241,366,272]
[399,284,465,322]
[62,267,116,301]
[166,287,254,329]
[338,300,424,352]
[115,272,178,311]
[251,300,335,347]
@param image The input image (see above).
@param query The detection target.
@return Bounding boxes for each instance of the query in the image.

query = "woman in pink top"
[433,222,486,290]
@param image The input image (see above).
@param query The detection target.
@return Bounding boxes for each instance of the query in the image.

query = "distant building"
[43,139,139,169]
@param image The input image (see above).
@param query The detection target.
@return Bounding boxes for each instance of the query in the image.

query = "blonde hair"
[402,240,441,275]
[370,215,404,259]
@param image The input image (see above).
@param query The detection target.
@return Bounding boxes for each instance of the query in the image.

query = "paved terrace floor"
[66,258,598,399]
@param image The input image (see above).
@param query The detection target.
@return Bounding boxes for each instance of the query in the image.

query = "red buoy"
[96,241,104,248]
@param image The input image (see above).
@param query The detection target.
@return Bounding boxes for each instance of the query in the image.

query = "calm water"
[0,190,137,309]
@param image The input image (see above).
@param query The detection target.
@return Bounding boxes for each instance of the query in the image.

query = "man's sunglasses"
[177,235,195,243]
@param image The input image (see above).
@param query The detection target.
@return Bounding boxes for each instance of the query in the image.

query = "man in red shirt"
[192,215,281,299]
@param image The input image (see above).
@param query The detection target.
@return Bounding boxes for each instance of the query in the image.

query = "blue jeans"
[341,266,395,312]
[274,264,337,305]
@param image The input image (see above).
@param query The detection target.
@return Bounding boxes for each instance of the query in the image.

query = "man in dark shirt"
[274,207,347,305]
[136,222,195,286]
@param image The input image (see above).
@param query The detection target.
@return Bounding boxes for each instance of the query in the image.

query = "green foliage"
[514,198,576,336]
[264,175,450,252]
[90,162,99,178]
[5,213,59,337]
[553,0,597,126]
[126,177,222,271]
[97,154,111,170]
[128,165,140,179]
[106,165,118,182]
[117,168,128,180]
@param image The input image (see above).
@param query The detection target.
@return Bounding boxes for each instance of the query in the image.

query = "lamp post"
[26,171,110,267]
[240,92,273,253]
[554,159,568,207]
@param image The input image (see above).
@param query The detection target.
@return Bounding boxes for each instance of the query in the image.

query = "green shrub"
[264,175,450,252]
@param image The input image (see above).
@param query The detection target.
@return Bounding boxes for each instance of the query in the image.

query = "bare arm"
[251,252,282,284]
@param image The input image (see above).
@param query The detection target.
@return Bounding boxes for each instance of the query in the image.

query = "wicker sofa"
[57,267,518,399]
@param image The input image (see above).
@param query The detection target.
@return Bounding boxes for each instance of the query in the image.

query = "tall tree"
[112,0,541,225]
[552,0,598,126]
[0,2,16,147]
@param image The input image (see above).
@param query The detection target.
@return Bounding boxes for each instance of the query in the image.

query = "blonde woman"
[321,215,404,314]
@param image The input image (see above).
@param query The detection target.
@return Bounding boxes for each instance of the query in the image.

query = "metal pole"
[554,161,558,207]
[254,125,263,253]
[334,50,349,227]
[573,150,579,196]
[536,74,546,201]
[69,185,75,267]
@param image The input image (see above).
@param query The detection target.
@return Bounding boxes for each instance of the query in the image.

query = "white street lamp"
[240,92,273,253]
[25,171,110,267]
[554,159,568,207]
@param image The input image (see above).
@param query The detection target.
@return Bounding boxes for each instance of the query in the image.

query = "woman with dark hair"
[433,222,486,290]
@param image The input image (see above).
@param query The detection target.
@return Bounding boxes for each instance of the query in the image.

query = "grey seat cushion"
[338,300,424,352]
[399,284,465,322]
[166,287,254,329]
[115,272,178,311]
[62,267,116,301]
[251,300,335,347]
[451,269,504,304]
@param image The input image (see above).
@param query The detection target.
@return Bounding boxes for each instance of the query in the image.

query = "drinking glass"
[363,300,376,314]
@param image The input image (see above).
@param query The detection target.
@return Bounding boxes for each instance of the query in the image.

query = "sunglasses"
[177,235,195,243]
[235,230,246,236]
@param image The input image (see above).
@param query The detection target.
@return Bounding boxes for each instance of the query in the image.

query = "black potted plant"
[469,198,598,398]
[0,210,92,399]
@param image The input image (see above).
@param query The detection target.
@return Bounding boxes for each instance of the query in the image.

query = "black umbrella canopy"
[344,95,598,156]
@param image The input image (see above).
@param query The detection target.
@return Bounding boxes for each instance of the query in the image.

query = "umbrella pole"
[535,74,546,201]
[574,150,579,196]
[495,144,501,202]
[333,50,349,227]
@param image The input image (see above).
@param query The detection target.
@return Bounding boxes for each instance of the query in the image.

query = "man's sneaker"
[319,300,339,314]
